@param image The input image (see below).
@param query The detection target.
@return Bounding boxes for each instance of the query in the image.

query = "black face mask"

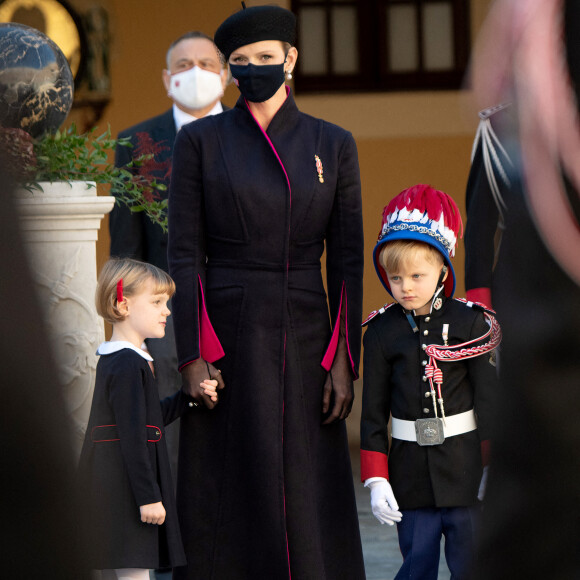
[230,62,286,103]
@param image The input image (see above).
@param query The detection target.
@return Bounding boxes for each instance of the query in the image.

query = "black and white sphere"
[0,23,73,137]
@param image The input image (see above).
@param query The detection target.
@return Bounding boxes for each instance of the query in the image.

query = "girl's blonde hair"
[96,258,176,324]
[380,240,444,275]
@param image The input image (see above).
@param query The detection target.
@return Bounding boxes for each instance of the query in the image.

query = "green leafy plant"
[0,125,168,232]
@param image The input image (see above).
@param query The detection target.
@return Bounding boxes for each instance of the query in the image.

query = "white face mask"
[168,66,224,110]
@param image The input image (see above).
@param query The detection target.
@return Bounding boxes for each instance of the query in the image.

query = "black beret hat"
[215,4,297,61]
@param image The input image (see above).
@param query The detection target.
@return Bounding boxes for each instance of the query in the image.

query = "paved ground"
[352,461,451,580]
[151,459,451,580]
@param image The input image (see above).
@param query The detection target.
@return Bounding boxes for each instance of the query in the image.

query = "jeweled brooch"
[315,154,324,183]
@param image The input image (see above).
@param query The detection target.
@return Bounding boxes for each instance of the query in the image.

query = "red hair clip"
[117,279,123,303]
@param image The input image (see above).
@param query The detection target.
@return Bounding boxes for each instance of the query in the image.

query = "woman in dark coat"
[167,5,366,579]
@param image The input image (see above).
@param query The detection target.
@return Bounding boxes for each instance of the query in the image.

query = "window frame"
[292,0,471,94]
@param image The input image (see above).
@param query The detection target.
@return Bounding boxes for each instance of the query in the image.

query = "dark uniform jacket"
[78,345,189,570]
[360,297,498,509]
[168,91,365,579]
[464,103,517,309]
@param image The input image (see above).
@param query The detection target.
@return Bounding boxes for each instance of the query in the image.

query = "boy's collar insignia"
[429,285,446,313]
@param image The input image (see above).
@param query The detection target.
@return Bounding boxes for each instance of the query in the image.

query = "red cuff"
[178,358,199,372]
[481,439,491,466]
[466,287,493,310]
[198,275,225,363]
[321,282,358,378]
[360,449,389,482]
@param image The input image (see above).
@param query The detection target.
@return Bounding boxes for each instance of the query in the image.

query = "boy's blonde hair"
[96,258,176,325]
[379,240,444,275]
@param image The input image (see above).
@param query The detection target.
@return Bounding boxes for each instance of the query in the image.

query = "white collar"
[97,341,153,361]
[173,101,224,131]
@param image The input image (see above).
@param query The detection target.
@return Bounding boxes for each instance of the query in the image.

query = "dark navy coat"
[78,346,188,570]
[168,91,365,579]
[360,297,498,509]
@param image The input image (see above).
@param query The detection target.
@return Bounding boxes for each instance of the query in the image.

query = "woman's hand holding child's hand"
[140,502,166,525]
[182,358,225,409]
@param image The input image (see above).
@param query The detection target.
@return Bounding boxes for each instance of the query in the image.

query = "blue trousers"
[395,507,478,580]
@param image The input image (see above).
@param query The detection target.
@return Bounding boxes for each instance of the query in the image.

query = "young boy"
[360,184,500,579]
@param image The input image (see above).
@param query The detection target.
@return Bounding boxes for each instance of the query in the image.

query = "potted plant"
[0,123,169,231]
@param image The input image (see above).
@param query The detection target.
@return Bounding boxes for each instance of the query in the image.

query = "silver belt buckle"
[415,418,445,446]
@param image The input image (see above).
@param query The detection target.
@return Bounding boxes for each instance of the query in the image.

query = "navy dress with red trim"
[77,344,188,570]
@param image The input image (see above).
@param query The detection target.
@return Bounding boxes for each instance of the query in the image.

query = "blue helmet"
[373,184,463,298]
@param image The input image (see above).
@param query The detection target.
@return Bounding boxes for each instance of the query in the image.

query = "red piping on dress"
[360,449,390,482]
[91,424,163,443]
[243,90,292,193]
[244,90,293,580]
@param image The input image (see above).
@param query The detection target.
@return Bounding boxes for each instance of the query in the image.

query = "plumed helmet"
[373,184,463,297]
[214,4,297,62]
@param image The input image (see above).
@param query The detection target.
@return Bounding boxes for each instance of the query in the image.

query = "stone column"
[15,181,115,459]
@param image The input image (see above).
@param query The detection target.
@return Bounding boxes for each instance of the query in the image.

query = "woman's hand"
[140,501,166,525]
[322,337,353,424]
[182,358,225,409]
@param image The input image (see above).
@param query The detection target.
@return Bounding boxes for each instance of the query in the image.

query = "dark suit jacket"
[110,109,176,271]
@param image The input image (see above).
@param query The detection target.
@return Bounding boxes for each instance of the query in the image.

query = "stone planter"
[15,181,115,458]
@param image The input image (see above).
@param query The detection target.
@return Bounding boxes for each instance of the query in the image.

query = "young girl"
[78,258,217,579]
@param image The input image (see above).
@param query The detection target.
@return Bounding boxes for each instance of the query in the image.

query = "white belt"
[391,409,477,442]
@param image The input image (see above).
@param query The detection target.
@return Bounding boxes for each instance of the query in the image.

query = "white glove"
[366,478,403,526]
[478,465,489,501]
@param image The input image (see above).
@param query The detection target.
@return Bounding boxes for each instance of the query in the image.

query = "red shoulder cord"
[424,312,502,424]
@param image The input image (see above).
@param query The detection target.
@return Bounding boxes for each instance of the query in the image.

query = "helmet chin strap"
[411,265,448,315]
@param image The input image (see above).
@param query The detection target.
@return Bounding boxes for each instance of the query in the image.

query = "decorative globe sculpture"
[0,23,73,138]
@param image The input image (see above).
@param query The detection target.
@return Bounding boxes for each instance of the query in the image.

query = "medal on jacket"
[442,324,449,345]
[315,155,324,183]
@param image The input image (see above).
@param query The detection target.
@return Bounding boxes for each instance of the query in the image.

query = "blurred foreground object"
[467,1,580,577]
[470,0,580,285]
[0,159,90,578]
